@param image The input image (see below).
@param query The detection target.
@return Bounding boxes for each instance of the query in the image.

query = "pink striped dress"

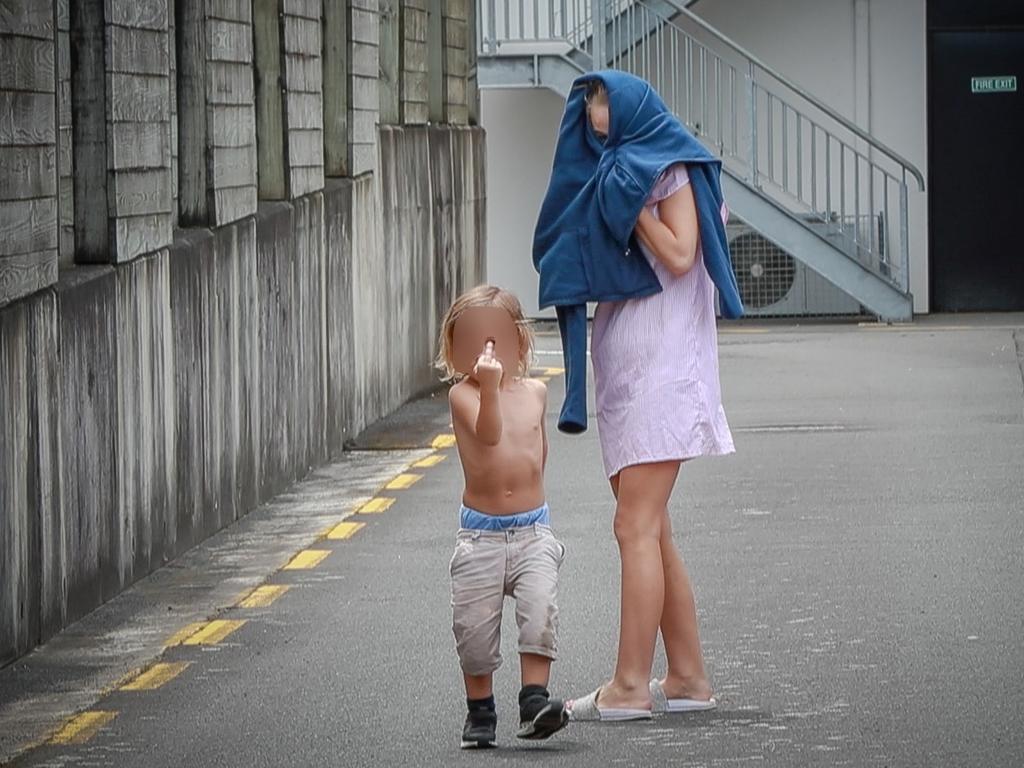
[591,163,735,479]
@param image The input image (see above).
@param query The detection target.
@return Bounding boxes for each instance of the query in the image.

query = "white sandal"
[567,687,653,722]
[649,679,718,713]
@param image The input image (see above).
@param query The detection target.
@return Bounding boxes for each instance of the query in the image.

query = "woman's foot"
[587,680,652,712]
[650,676,716,713]
[566,686,652,722]
[657,674,713,702]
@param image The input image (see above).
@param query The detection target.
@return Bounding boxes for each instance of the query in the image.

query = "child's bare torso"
[450,378,547,516]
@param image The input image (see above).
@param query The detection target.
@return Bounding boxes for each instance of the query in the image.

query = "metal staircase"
[477,0,924,320]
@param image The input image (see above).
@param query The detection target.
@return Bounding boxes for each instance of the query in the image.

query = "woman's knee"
[613,502,664,546]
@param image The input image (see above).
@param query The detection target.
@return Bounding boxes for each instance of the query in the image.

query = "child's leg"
[509,531,563,669]
[520,653,551,689]
[510,529,569,739]
[451,533,505,682]
[464,672,494,700]
[451,533,504,749]
[462,671,498,750]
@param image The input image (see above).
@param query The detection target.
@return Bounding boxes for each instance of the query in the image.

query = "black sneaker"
[461,708,497,749]
[517,697,569,740]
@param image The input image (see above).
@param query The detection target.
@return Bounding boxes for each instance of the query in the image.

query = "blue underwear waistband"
[459,504,550,530]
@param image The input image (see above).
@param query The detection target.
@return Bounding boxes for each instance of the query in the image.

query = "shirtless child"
[436,285,569,749]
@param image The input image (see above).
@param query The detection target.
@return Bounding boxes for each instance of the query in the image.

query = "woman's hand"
[633,182,701,278]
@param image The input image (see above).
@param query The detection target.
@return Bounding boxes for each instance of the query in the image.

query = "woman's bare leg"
[656,511,713,700]
[597,461,680,710]
[608,473,713,702]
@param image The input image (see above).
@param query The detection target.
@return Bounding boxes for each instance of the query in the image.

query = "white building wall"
[481,87,565,317]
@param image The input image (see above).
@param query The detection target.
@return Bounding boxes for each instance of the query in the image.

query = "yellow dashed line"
[326,521,365,540]
[431,434,457,449]
[238,585,290,608]
[385,473,423,490]
[120,662,191,691]
[283,549,331,570]
[358,497,395,513]
[164,622,207,648]
[542,367,565,376]
[412,454,447,468]
[51,711,117,745]
[181,619,247,645]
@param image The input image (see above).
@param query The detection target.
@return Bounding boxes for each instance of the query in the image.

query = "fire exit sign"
[971,76,1017,93]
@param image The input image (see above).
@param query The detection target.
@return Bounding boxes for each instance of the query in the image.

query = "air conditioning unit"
[725,220,862,317]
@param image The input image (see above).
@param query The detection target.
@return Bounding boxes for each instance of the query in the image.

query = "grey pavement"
[3,318,1023,767]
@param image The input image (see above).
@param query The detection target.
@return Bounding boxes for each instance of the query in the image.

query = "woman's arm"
[634,180,701,278]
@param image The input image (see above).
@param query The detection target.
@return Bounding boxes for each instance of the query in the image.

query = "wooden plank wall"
[443,0,470,125]
[69,0,174,263]
[56,0,74,266]
[168,0,179,215]
[107,0,174,261]
[207,0,259,222]
[400,0,429,124]
[465,0,478,123]
[378,0,401,124]
[322,0,349,176]
[426,0,444,121]
[179,0,257,224]
[253,0,287,197]
[349,0,380,175]
[397,0,425,125]
[282,0,326,196]
[1,0,480,308]
[0,0,59,306]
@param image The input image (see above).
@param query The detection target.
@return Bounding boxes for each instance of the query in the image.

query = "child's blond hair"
[436,285,534,382]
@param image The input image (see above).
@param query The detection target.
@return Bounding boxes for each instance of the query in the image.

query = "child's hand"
[474,341,503,391]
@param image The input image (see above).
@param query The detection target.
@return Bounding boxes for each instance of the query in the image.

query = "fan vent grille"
[731,232,796,309]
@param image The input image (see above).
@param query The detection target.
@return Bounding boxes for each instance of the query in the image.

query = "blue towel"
[533,70,744,433]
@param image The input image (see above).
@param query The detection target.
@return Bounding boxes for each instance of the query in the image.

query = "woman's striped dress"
[591,163,735,479]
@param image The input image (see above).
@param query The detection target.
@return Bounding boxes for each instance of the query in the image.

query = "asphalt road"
[6,319,1024,767]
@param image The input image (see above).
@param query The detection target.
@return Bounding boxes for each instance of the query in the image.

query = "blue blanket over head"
[533,70,744,433]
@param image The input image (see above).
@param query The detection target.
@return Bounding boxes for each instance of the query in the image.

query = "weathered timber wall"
[0,125,485,668]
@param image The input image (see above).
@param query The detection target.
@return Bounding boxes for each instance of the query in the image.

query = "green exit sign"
[971,76,1017,93]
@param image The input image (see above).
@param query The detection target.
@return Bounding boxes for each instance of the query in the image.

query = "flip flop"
[567,687,653,722]
[649,679,718,713]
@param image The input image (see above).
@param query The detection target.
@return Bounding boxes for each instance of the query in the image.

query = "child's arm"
[539,382,548,470]
[449,344,504,446]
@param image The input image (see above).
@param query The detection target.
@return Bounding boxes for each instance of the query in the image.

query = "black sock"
[519,685,550,720]
[467,695,496,714]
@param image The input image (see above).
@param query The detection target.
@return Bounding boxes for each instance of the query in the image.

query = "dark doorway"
[928,12,1024,311]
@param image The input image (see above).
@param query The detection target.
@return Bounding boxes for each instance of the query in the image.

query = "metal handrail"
[635,0,925,191]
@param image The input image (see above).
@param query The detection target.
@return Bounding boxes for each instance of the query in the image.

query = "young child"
[436,285,569,749]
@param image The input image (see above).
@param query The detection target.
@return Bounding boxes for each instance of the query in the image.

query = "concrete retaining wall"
[0,125,485,667]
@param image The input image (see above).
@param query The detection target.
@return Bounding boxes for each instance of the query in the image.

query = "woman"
[533,73,741,721]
